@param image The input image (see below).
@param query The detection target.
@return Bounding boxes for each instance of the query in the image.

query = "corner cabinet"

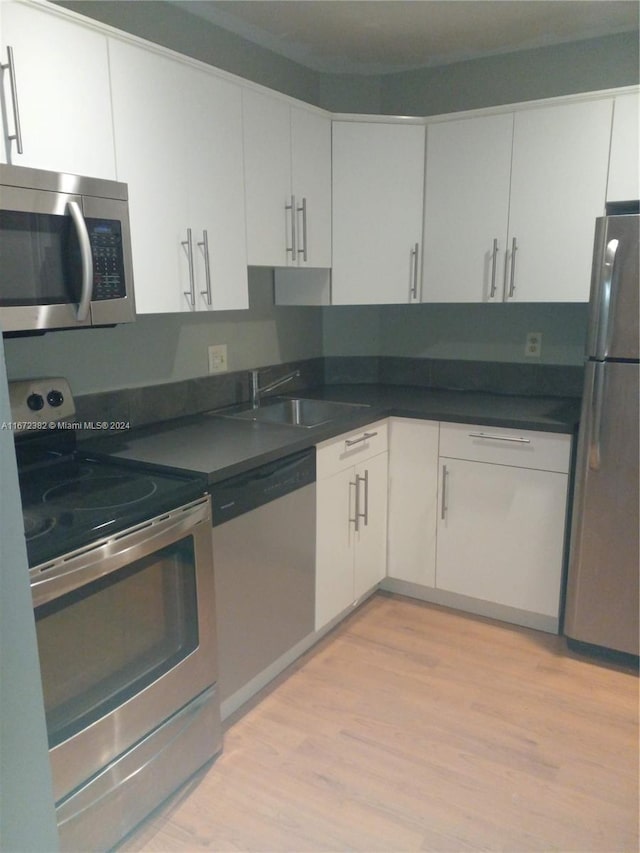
[108,38,248,313]
[0,0,116,178]
[315,421,388,630]
[385,418,571,633]
[423,97,613,303]
[331,121,425,305]
[242,89,331,268]
[607,92,640,202]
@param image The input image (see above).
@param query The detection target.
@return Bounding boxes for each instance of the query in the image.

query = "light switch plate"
[208,344,228,374]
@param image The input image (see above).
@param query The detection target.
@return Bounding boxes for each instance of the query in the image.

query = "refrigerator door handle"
[594,238,619,359]
[589,361,606,470]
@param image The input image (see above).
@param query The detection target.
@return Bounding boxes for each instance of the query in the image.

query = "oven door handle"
[30,497,210,607]
[67,200,93,323]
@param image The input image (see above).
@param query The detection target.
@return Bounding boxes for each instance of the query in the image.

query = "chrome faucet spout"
[249,368,300,409]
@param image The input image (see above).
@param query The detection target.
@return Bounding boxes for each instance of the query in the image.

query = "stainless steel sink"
[218,397,370,428]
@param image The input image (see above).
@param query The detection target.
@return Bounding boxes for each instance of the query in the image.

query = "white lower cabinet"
[387,418,439,586]
[386,418,572,631]
[315,422,388,630]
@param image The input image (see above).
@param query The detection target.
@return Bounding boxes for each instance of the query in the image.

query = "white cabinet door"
[607,92,640,202]
[242,88,291,267]
[186,68,248,311]
[315,467,354,630]
[0,1,115,178]
[109,39,189,314]
[109,39,248,314]
[387,418,439,586]
[436,458,567,617]
[353,452,388,599]
[290,106,332,268]
[332,121,425,304]
[243,92,331,268]
[423,114,513,303]
[506,98,613,302]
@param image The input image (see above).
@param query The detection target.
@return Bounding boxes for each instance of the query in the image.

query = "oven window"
[0,209,82,305]
[34,538,199,748]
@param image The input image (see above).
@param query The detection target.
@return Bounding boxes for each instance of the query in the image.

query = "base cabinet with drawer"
[315,421,388,630]
[386,418,572,632]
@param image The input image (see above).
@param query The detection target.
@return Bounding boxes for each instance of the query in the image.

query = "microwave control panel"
[88,219,126,301]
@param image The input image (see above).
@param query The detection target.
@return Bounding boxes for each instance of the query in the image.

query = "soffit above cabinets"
[173,1,640,75]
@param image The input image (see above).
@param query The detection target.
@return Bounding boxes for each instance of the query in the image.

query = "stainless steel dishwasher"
[210,448,315,706]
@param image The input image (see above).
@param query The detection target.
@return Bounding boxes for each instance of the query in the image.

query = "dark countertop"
[82,384,580,484]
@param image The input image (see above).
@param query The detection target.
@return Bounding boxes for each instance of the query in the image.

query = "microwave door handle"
[67,200,93,322]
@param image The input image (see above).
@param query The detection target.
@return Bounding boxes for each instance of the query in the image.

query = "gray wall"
[0,344,59,853]
[4,269,323,394]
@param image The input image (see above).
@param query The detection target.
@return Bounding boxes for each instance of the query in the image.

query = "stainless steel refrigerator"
[564,207,639,656]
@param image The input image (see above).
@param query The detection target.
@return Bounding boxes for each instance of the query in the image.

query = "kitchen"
[0,1,638,850]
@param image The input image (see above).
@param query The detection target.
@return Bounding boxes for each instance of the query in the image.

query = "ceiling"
[174,1,640,75]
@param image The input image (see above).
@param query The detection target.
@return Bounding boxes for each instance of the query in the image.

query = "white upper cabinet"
[507,98,612,302]
[242,89,331,268]
[423,113,513,303]
[423,97,613,303]
[607,92,640,202]
[332,121,425,305]
[0,0,115,178]
[109,39,248,314]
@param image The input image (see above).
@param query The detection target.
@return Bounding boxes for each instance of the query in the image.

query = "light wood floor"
[118,593,639,853]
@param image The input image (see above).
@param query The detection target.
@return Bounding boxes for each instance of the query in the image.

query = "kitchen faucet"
[249,368,300,408]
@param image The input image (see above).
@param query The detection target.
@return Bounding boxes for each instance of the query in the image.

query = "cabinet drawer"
[439,422,571,473]
[316,420,388,479]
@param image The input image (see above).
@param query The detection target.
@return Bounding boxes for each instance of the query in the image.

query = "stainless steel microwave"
[0,164,135,333]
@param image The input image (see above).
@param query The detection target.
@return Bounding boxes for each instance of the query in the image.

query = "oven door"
[0,183,135,332]
[31,496,218,803]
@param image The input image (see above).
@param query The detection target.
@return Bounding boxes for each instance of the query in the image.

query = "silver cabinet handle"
[285,195,297,261]
[197,229,212,306]
[410,242,420,301]
[297,197,308,262]
[589,361,605,470]
[1,46,24,154]
[356,469,369,527]
[345,431,378,448]
[349,478,360,532]
[441,464,448,520]
[468,431,531,444]
[507,236,517,299]
[490,238,499,298]
[181,228,195,307]
[67,200,93,322]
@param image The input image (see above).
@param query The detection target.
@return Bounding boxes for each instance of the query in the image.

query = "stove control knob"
[27,393,45,411]
[47,389,65,408]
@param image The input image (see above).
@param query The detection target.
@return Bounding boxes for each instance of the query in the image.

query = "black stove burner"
[24,512,56,542]
[43,474,158,511]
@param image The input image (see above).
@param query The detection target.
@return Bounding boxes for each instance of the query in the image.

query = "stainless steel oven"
[10,379,221,851]
[0,164,135,333]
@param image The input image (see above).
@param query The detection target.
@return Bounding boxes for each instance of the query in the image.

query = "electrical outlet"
[525,332,542,358]
[208,344,228,374]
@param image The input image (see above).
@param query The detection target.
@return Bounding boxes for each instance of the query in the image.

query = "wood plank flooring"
[118,593,639,852]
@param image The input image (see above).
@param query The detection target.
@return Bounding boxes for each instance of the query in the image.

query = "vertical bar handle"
[297,197,308,262]
[1,46,24,154]
[197,230,213,306]
[594,239,619,360]
[440,464,448,521]
[67,200,93,322]
[489,238,498,298]
[589,361,605,470]
[182,228,195,307]
[410,243,420,300]
[349,478,360,532]
[286,195,297,261]
[356,470,369,527]
[507,236,517,299]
